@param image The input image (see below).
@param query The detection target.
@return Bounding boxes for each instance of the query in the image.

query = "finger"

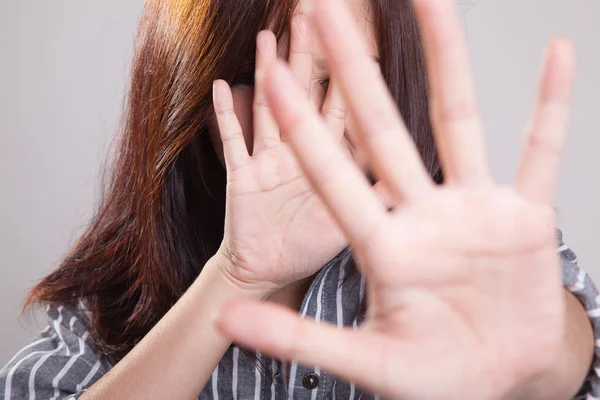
[265,61,387,243]
[216,301,388,396]
[321,79,347,141]
[515,39,575,205]
[252,30,280,155]
[217,294,457,400]
[288,14,313,98]
[312,0,434,203]
[412,0,490,185]
[213,80,250,171]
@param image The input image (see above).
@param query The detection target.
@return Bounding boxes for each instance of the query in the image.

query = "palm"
[216,0,578,398]
[213,23,354,291]
[223,142,344,286]
[356,187,563,399]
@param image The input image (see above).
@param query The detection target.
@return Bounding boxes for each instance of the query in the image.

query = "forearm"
[527,289,594,400]
[80,255,267,400]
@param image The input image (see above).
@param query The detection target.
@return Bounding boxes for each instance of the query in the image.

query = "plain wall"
[0,0,598,364]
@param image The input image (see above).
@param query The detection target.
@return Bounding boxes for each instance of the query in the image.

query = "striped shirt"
[1,229,599,399]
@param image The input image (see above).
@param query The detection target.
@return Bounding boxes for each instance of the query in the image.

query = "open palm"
[343,186,562,399]
[216,0,577,399]
[217,116,343,288]
[214,18,363,291]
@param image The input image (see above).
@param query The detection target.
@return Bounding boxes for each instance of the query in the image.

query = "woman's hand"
[212,15,383,294]
[216,0,579,399]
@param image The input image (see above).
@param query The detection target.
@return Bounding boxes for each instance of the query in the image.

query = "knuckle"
[260,137,280,151]
[216,107,236,117]
[289,47,312,56]
[310,155,344,186]
[360,109,394,139]
[283,318,311,360]
[253,98,270,109]
[338,55,381,82]
[432,99,479,125]
[432,33,462,55]
[525,132,562,158]
[323,106,347,121]
[298,86,310,98]
[221,131,244,142]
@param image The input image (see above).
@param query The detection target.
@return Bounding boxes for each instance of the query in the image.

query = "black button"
[302,372,320,389]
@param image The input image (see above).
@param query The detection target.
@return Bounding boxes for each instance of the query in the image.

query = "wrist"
[199,252,275,301]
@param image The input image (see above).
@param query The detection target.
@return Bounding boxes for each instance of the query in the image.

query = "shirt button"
[302,372,320,389]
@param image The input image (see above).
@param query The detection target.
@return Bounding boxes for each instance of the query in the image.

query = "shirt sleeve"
[0,304,111,400]
[558,229,600,399]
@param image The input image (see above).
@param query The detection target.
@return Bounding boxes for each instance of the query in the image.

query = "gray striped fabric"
[1,230,598,399]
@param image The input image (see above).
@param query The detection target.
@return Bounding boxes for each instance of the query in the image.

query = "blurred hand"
[216,0,577,399]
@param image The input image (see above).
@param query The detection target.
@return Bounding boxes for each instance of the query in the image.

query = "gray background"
[0,0,598,364]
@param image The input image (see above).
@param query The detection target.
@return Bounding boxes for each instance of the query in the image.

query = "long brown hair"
[26,0,441,362]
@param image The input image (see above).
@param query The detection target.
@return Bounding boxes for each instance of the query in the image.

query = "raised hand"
[213,15,382,293]
[216,0,578,399]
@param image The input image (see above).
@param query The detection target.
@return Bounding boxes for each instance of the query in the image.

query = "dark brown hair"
[26,0,441,362]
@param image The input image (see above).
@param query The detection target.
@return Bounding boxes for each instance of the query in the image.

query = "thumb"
[215,301,386,393]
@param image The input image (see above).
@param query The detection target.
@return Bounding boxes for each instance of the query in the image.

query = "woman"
[1,0,597,399]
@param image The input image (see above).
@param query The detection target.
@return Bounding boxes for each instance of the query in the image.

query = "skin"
[80,1,382,399]
[213,0,595,399]
[207,0,380,310]
[78,0,593,399]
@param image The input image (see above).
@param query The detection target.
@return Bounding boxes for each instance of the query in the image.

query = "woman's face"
[208,0,378,172]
